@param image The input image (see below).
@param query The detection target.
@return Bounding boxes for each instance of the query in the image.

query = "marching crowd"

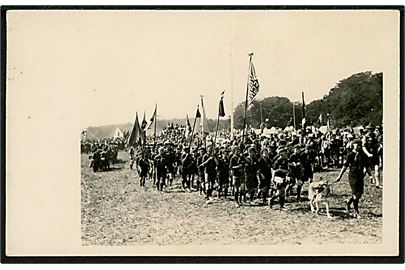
[123,124,382,218]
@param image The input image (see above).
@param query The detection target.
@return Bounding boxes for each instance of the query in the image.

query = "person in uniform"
[244,146,259,204]
[335,139,374,218]
[229,146,245,207]
[257,148,272,204]
[216,147,230,199]
[269,147,289,210]
[287,144,304,201]
[164,142,176,187]
[362,128,381,188]
[181,147,193,191]
[196,147,206,195]
[199,146,217,203]
[154,147,168,192]
[137,152,149,187]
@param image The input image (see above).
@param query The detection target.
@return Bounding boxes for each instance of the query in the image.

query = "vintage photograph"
[3,7,401,260]
[79,10,386,246]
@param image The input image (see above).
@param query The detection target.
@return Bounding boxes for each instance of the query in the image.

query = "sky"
[7,10,396,129]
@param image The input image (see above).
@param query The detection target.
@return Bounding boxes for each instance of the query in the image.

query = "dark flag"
[195,106,201,118]
[148,105,157,129]
[248,61,260,105]
[127,112,141,147]
[218,91,225,117]
[141,112,147,144]
[141,112,148,130]
[185,114,192,138]
[301,92,306,129]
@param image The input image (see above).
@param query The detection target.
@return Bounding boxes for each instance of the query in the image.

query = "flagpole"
[301,92,306,137]
[260,99,263,129]
[242,53,254,143]
[153,104,157,151]
[189,105,198,148]
[230,40,234,140]
[293,103,296,130]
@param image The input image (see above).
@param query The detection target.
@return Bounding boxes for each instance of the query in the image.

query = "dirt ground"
[81,151,382,246]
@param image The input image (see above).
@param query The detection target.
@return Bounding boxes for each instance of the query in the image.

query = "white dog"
[308,177,332,219]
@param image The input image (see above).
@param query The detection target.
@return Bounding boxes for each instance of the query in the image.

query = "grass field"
[81,151,382,246]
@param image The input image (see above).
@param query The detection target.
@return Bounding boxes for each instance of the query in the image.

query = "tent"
[262,127,278,136]
[113,127,124,139]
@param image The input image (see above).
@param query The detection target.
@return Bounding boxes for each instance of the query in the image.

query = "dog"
[308,177,332,219]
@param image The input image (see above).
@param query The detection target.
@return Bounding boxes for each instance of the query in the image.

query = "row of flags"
[126,55,261,147]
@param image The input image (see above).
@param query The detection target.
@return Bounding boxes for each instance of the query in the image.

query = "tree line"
[85,71,382,139]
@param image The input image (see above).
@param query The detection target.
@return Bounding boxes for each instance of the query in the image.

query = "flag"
[248,61,260,105]
[200,96,209,135]
[127,112,141,147]
[195,106,201,118]
[301,92,306,128]
[218,91,225,117]
[148,105,157,129]
[326,113,330,129]
[185,114,192,138]
[141,112,148,129]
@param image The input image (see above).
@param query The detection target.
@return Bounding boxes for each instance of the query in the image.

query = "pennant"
[127,112,141,147]
[195,106,201,118]
[141,112,148,130]
[218,90,225,117]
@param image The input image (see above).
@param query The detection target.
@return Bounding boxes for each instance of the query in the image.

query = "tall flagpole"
[153,104,157,151]
[260,100,263,128]
[242,53,254,143]
[293,103,296,130]
[230,40,234,140]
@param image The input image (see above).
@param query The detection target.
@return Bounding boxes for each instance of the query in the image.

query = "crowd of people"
[126,124,383,218]
[82,138,126,172]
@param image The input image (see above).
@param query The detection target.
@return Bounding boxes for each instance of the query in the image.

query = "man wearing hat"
[196,147,206,195]
[335,139,374,218]
[269,147,289,209]
[229,146,245,207]
[257,148,273,204]
[154,147,168,192]
[181,146,193,191]
[199,146,217,203]
[361,127,382,188]
[244,146,259,204]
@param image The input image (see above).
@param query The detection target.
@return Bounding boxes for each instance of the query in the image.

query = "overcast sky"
[7,10,395,129]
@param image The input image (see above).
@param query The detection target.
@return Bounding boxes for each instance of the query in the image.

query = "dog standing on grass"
[308,177,332,219]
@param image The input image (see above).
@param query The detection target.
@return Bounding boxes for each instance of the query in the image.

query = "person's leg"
[269,188,279,208]
[374,164,381,187]
[296,181,303,202]
[279,187,286,209]
[345,196,354,212]
[352,193,362,217]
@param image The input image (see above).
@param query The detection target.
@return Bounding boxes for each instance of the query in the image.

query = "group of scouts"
[88,142,120,172]
[128,124,383,213]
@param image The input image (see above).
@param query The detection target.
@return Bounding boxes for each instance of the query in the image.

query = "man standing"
[269,147,289,210]
[335,139,374,218]
[244,146,259,204]
[181,147,193,191]
[229,146,245,207]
